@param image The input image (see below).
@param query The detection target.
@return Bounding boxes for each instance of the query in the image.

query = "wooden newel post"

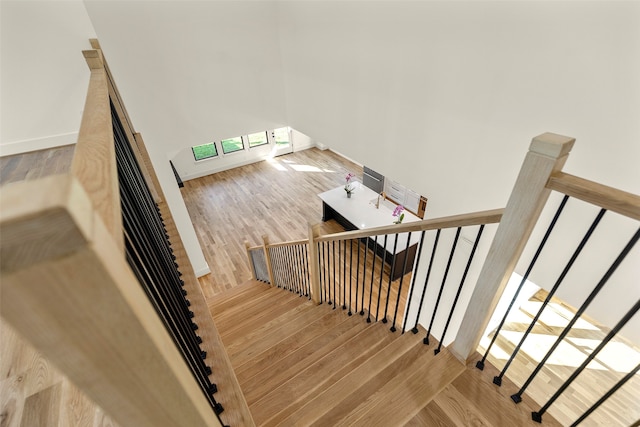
[245,240,256,280]
[262,234,275,286]
[308,223,322,304]
[450,133,575,363]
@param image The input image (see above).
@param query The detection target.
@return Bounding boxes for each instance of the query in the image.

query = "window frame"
[247,131,269,149]
[191,142,219,161]
[220,136,245,155]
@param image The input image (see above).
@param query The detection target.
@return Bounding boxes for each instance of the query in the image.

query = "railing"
[248,209,503,340]
[473,172,640,425]
[246,133,639,425]
[311,210,502,346]
[0,40,234,427]
[246,236,311,297]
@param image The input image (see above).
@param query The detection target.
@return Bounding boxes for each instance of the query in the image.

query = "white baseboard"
[0,132,78,157]
[194,265,211,278]
[329,148,364,167]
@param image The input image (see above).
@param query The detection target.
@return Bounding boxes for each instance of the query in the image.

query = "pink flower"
[392,205,405,217]
[345,173,355,183]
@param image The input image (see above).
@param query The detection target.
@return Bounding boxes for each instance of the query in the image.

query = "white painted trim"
[0,132,78,157]
[328,148,364,167]
[181,144,318,181]
[194,265,211,278]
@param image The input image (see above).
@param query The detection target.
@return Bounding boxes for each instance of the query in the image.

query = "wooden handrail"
[547,172,640,221]
[71,49,122,250]
[266,238,309,248]
[316,208,504,243]
[0,175,220,427]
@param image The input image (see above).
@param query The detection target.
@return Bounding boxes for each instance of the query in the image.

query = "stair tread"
[209,280,272,313]
[253,319,400,425]
[224,300,319,363]
[328,345,465,427]
[279,328,426,426]
[214,291,308,339]
[210,288,277,326]
[241,312,372,405]
[233,309,353,383]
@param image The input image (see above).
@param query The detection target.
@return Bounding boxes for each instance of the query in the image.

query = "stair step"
[237,308,368,404]
[252,318,400,425]
[330,346,465,427]
[210,281,561,427]
[225,301,319,363]
[209,279,271,313]
[279,328,426,426]
[233,309,352,384]
[212,290,307,339]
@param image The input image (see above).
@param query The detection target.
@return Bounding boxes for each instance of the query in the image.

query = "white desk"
[318,182,421,279]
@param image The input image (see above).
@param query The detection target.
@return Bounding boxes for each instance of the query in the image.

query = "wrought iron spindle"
[496,208,606,386]
[375,235,389,322]
[435,225,484,355]
[513,226,639,404]
[477,195,569,370]
[382,234,400,324]
[367,235,379,323]
[531,297,640,423]
[425,227,461,346]
[569,361,640,427]
[391,232,413,332]
[402,230,426,334]
[412,229,441,334]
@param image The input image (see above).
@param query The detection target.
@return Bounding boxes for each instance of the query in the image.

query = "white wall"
[21,1,635,341]
[0,0,96,155]
[276,1,640,343]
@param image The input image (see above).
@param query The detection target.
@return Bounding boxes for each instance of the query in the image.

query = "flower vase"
[347,192,352,198]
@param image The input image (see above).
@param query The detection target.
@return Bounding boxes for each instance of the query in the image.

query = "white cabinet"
[384,178,425,218]
[403,189,420,214]
[384,179,406,204]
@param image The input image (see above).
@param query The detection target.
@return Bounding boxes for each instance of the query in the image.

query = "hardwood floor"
[212,279,558,427]
[184,147,638,426]
[479,289,640,427]
[181,148,364,298]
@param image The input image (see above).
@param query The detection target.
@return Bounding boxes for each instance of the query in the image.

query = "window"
[248,131,268,148]
[192,142,218,161]
[221,137,244,154]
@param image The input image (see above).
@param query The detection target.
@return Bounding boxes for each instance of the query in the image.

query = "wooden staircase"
[210,280,560,426]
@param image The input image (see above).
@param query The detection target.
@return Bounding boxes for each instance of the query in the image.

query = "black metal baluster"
[435,225,484,354]
[342,240,347,310]
[375,235,388,322]
[367,236,379,323]
[391,232,413,332]
[403,230,426,334]
[360,238,367,316]
[425,228,460,345]
[348,239,354,315]
[319,242,325,303]
[332,240,337,309]
[569,361,640,427]
[513,226,639,404]
[412,230,441,334]
[532,298,640,423]
[382,234,400,324]
[496,209,606,387]
[477,195,569,371]
[355,238,361,314]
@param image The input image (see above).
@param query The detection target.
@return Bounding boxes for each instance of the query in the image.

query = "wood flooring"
[181,148,364,297]
[212,279,559,427]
